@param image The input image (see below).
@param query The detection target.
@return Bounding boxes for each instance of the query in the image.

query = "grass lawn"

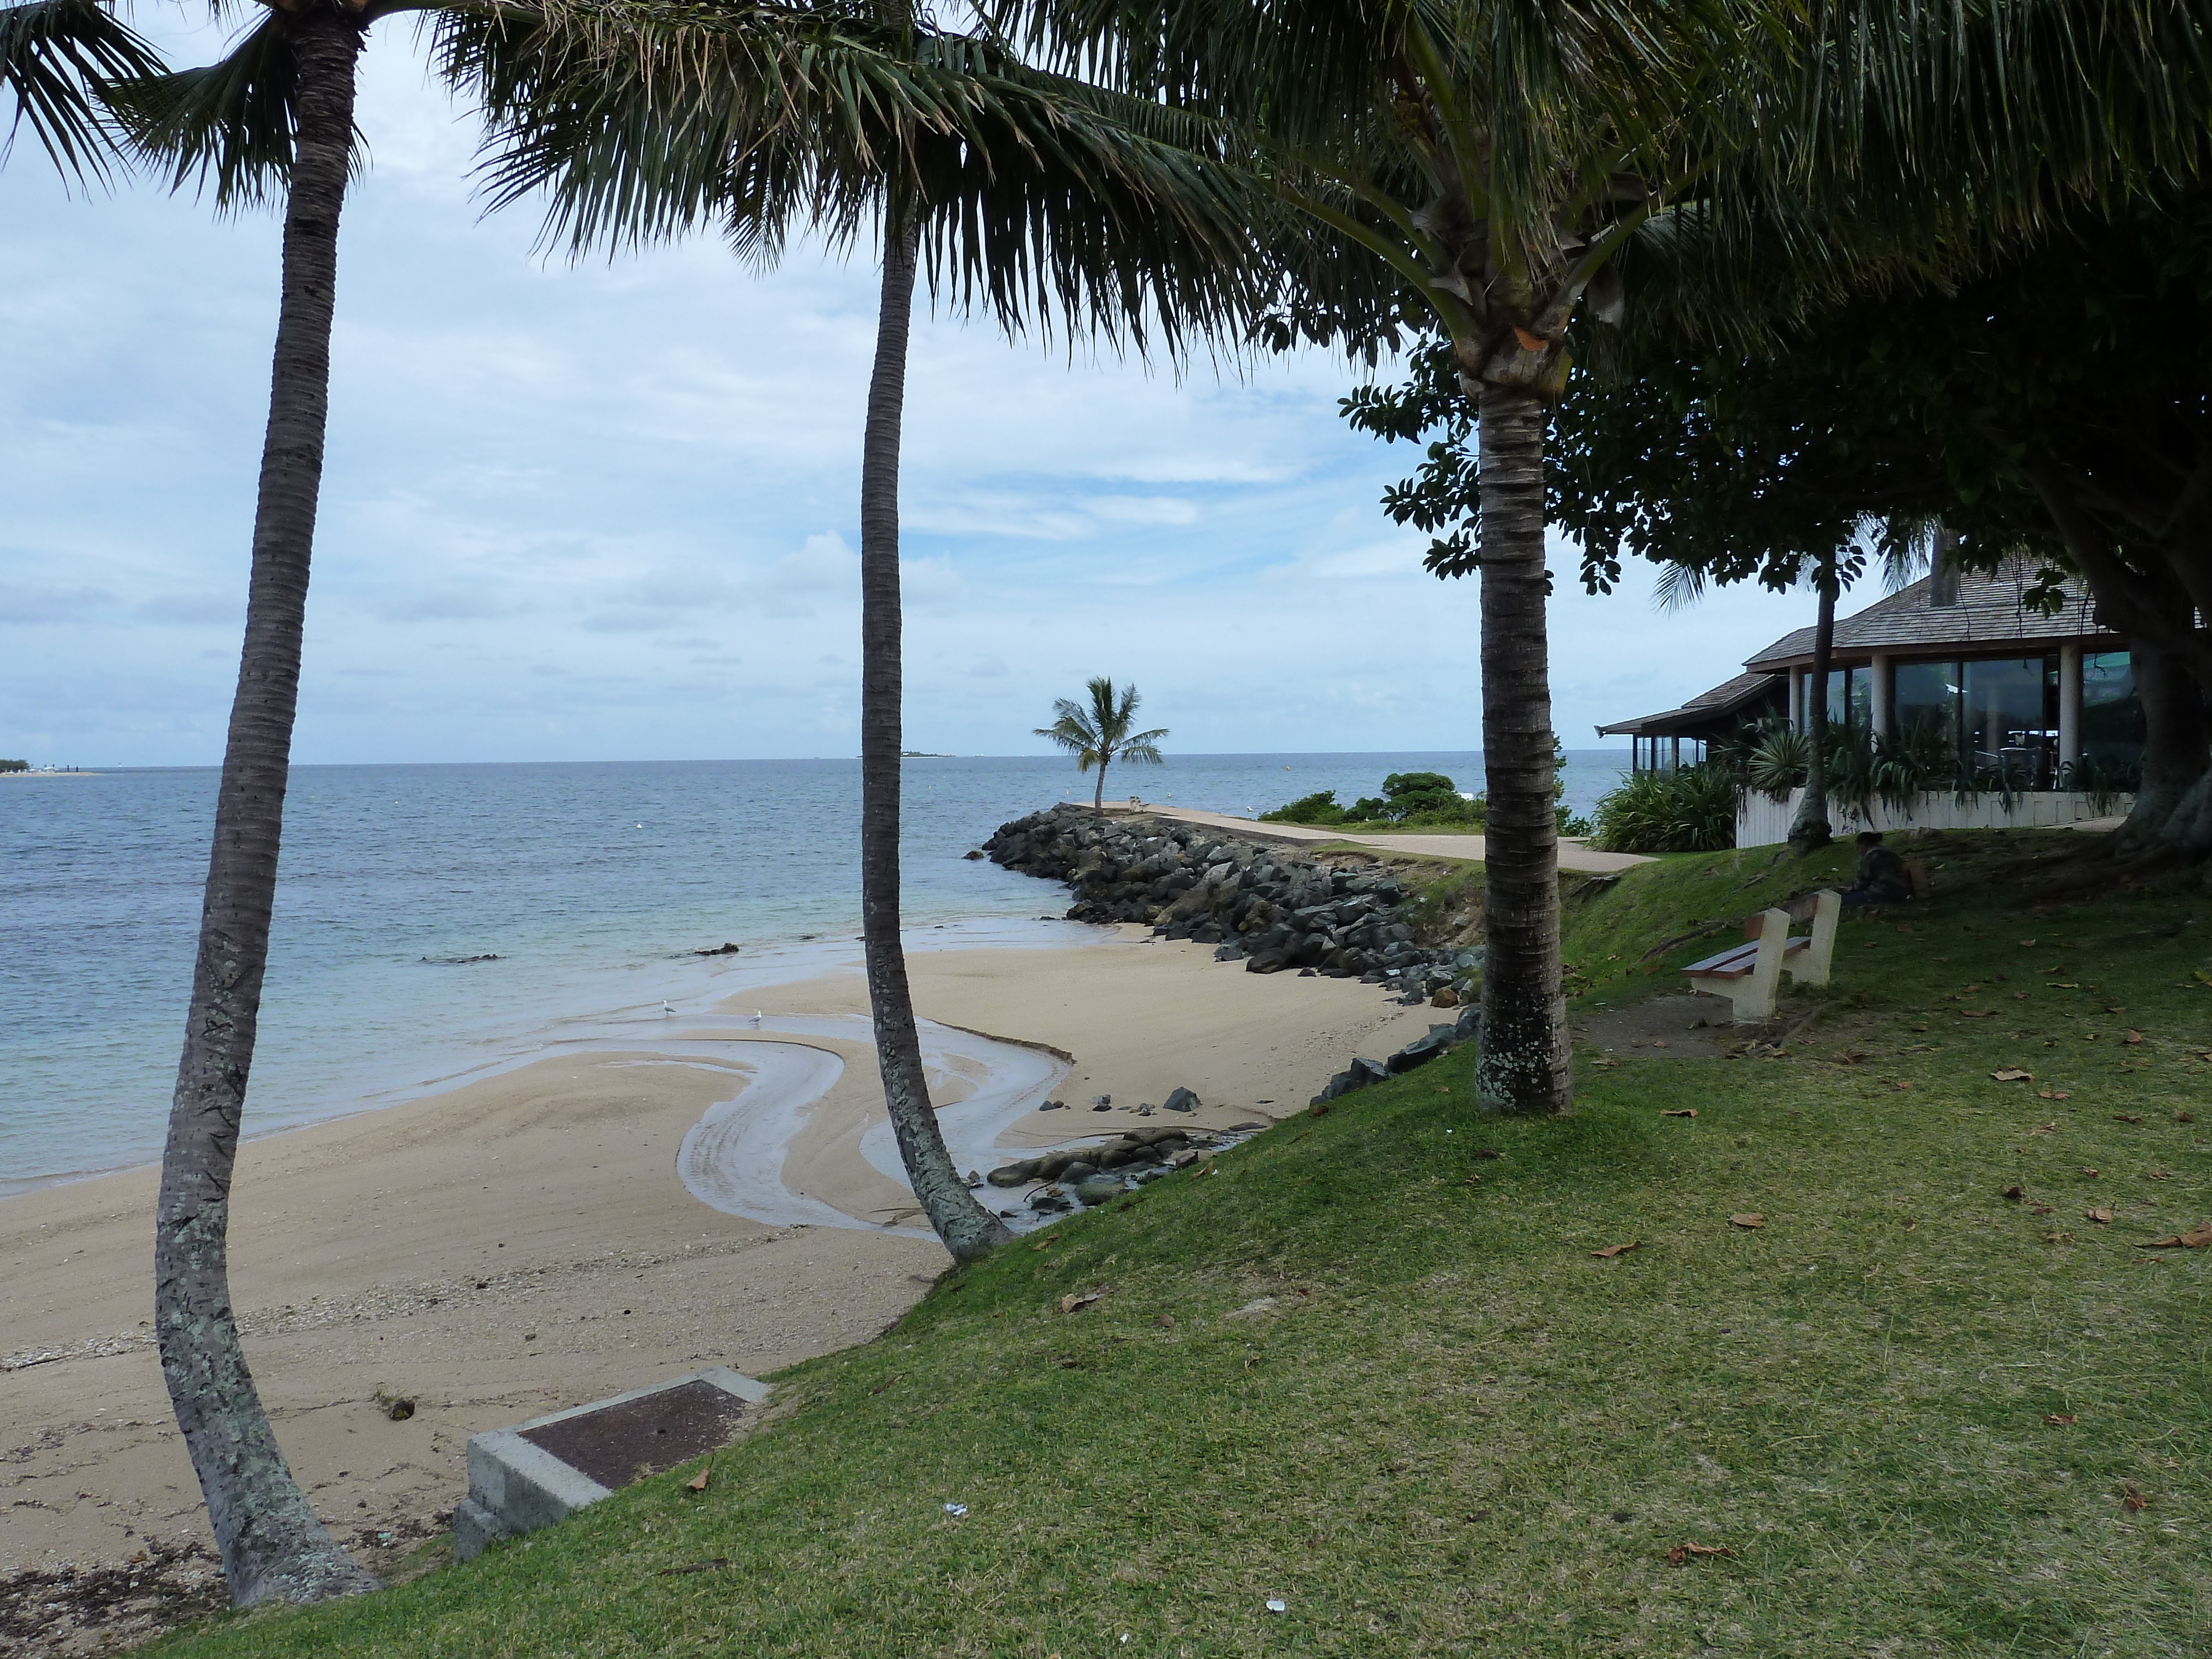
[158,833,2210,1656]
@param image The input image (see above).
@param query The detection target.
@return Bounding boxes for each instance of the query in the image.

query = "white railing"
[1735,788,2131,848]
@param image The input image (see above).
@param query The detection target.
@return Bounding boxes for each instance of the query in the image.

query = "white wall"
[1736,789,2131,848]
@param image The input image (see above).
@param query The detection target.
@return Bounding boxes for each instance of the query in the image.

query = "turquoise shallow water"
[0,751,1625,1193]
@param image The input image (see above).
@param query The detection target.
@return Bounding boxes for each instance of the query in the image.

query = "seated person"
[1842,830,1912,907]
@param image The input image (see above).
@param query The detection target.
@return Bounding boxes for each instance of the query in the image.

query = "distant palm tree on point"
[1036,678,1167,811]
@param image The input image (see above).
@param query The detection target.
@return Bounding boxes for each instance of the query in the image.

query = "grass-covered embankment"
[160,833,2209,1656]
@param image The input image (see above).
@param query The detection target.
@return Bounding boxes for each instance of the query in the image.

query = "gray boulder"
[1162,1087,1200,1113]
[1074,1177,1126,1206]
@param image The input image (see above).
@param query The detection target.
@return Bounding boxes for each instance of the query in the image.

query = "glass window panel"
[2080,650,2144,771]
[1894,661,1961,764]
[1825,667,1874,728]
[1965,656,2056,785]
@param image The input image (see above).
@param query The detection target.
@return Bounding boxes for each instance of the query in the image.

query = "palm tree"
[987,0,1775,1115]
[108,0,386,1611]
[456,0,1255,1261]
[1035,677,1167,811]
[1,0,161,181]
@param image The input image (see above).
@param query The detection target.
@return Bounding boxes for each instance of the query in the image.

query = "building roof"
[1743,566,2117,670]
[1595,670,1785,738]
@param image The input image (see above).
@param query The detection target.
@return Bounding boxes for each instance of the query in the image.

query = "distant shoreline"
[0,769,101,778]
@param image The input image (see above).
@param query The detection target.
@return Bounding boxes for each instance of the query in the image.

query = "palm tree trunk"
[153,9,375,1609]
[1790,576,1837,852]
[1093,757,1107,811]
[859,211,1013,1262]
[1470,384,1572,1115]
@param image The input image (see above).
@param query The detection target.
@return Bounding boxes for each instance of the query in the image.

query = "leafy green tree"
[1548,191,2212,865]
[1036,676,1168,811]
[1,0,160,181]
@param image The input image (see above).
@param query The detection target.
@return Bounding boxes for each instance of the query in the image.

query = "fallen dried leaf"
[2080,1167,2101,1178]
[2112,1113,2143,1124]
[657,1558,729,1574]
[1057,1291,1102,1314]
[1666,1543,1733,1564]
[1891,1079,1912,1090]
[1729,1213,1765,1230]
[2037,1090,2071,1100]
[1471,1148,1506,1159]
[2030,1121,2060,1134]
[1190,1161,1216,1179]
[1591,1240,1644,1259]
[2046,1230,2074,1243]
[1961,1010,1997,1019]
[2125,1030,2145,1045]
[868,1373,905,1396]
[2137,1222,2212,1249]
[2018,939,2037,948]
[2043,1413,2077,1426]
[1991,1067,2033,1082]
[686,1459,713,1493]
[1306,1102,1329,1118]
[2122,1484,2148,1512]
[2031,1204,2053,1214]
[1661,1108,1697,1118]
[2178,1110,2198,1124]
[2000,1184,2025,1202]
[1030,1234,1062,1251]
[1152,1313,1176,1328]
[2087,1207,2115,1225]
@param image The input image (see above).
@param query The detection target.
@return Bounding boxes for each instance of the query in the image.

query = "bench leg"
[1739,909,1789,1019]
[1785,890,1841,987]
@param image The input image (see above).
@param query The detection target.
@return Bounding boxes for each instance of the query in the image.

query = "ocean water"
[1,751,1625,1194]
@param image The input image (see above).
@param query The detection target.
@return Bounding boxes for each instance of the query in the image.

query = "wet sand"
[1,927,1439,1589]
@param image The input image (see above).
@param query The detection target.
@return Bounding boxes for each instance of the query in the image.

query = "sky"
[0,9,1818,769]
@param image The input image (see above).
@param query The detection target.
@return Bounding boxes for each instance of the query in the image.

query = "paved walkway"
[1118,804,1654,872]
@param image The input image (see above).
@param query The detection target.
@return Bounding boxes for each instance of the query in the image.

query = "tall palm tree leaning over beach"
[1,0,161,181]
[452,0,1258,1262]
[1036,677,1167,811]
[113,0,395,1609]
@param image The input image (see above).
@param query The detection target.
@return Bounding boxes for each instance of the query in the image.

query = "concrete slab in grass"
[454,1366,770,1561]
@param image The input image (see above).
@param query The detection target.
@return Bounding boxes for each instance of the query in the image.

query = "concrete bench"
[1681,890,1840,1022]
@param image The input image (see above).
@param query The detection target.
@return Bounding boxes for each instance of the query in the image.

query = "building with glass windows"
[1598,565,2143,789]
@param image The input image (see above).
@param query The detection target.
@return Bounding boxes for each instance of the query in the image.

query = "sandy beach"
[1,927,1443,1599]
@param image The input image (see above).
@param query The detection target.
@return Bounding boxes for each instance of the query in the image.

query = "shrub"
[1259,790,1349,826]
[1590,765,1738,853]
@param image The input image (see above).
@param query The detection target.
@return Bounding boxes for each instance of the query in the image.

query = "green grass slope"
[162,833,2210,1657]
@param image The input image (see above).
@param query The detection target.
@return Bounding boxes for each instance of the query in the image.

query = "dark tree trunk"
[2117,640,2212,857]
[1472,384,1572,1115]
[1790,578,1837,853]
[859,213,1014,1262]
[153,9,375,1609]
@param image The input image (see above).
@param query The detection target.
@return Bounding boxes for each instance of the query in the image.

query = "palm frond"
[107,9,314,209]
[1,0,165,184]
[444,0,1277,357]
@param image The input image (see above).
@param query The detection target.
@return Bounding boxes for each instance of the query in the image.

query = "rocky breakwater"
[986,1123,1225,1214]
[983,804,1481,1004]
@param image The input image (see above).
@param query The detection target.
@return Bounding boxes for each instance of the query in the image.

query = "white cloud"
[0,22,1835,767]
